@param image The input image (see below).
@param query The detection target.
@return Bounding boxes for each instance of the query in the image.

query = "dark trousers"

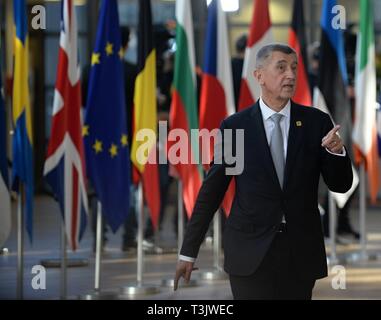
[229,230,315,300]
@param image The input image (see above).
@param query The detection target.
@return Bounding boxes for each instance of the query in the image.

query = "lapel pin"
[296,121,302,127]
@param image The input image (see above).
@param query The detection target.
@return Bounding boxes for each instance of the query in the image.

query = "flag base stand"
[40,258,88,268]
[345,251,380,265]
[0,248,9,255]
[200,269,228,281]
[326,256,339,266]
[79,290,121,300]
[161,277,199,288]
[326,255,348,266]
[119,284,160,296]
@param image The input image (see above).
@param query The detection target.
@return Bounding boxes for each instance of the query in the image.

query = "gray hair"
[255,43,297,69]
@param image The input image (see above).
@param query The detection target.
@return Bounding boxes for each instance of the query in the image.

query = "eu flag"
[84,0,130,232]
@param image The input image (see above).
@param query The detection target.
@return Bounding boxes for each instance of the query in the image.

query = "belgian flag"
[131,0,160,229]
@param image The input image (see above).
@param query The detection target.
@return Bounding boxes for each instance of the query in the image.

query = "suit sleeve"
[320,113,353,193]
[180,120,233,259]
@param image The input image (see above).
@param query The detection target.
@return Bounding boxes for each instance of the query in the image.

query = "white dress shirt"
[179,98,345,263]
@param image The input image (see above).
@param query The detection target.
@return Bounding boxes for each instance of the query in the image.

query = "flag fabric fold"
[352,0,380,202]
[44,0,87,250]
[12,0,33,241]
[169,0,202,218]
[131,0,160,229]
[84,0,131,232]
[238,0,273,111]
[0,65,11,247]
[199,0,235,216]
[288,0,312,106]
[314,0,358,207]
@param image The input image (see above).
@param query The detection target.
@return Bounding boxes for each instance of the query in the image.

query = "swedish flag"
[12,0,33,240]
[84,0,130,232]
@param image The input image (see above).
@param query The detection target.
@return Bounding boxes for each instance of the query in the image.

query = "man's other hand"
[174,260,198,291]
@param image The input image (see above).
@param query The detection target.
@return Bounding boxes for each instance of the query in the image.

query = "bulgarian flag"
[352,0,380,203]
[238,0,273,111]
[169,0,202,218]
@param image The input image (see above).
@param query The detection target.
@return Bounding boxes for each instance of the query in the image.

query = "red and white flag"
[44,0,88,251]
[238,0,273,111]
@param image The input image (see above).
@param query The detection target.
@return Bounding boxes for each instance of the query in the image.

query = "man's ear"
[254,69,264,85]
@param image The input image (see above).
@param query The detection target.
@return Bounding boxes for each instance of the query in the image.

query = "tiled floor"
[1,194,381,300]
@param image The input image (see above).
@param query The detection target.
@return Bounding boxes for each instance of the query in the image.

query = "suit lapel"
[250,102,282,191]
[284,102,305,189]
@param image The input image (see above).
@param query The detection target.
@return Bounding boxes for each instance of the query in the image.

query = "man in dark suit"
[174,43,353,300]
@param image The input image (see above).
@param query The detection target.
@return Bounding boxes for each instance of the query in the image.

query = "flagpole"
[200,210,227,281]
[79,201,110,300]
[347,164,377,263]
[213,212,221,270]
[94,201,102,291]
[359,164,367,259]
[137,182,144,285]
[16,184,24,300]
[120,182,160,296]
[177,181,184,250]
[60,219,67,300]
[327,192,338,265]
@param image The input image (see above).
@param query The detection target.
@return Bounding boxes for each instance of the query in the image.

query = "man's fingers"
[174,272,181,291]
[322,125,341,143]
[330,125,341,135]
[174,262,197,290]
[184,268,192,283]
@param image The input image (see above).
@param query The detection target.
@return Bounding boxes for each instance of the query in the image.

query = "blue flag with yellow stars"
[84,0,130,232]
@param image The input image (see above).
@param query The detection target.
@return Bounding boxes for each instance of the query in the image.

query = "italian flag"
[169,0,202,218]
[353,0,380,202]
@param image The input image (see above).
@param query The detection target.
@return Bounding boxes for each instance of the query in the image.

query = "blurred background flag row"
[1,0,380,250]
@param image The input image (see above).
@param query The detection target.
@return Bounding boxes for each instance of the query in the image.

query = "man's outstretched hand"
[174,260,198,291]
[321,125,344,154]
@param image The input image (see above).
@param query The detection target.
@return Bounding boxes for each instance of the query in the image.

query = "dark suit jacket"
[180,100,353,280]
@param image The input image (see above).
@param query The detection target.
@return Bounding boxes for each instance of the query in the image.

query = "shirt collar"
[259,98,291,121]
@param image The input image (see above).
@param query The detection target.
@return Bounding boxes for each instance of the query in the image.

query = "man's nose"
[285,67,296,79]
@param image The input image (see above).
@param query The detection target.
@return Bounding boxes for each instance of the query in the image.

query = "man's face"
[254,51,297,102]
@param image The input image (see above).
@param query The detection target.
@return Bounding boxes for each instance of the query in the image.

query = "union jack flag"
[44,0,87,250]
